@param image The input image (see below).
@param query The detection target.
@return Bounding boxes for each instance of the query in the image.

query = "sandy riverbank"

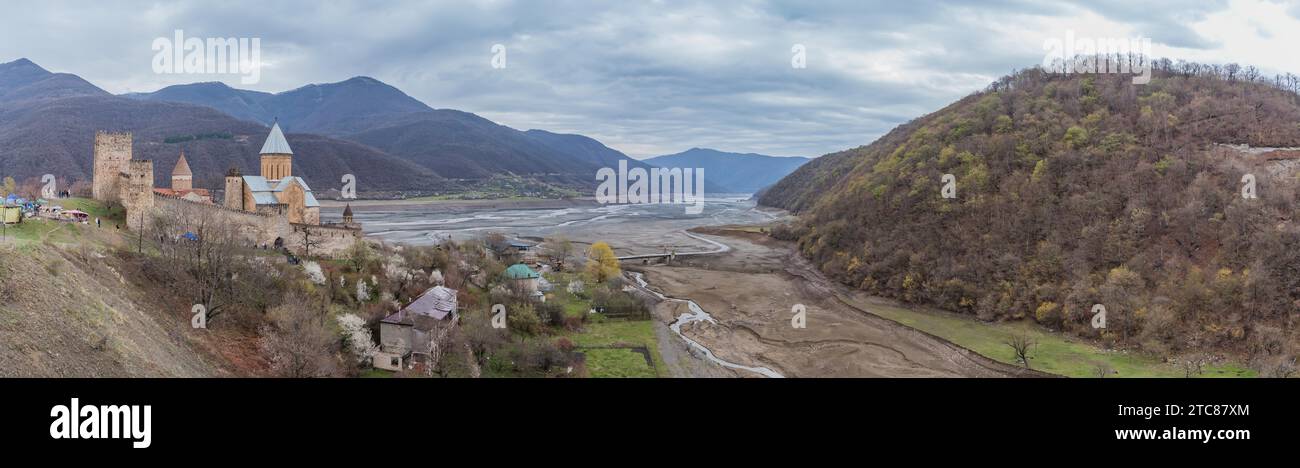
[319,197,600,211]
[630,227,1042,378]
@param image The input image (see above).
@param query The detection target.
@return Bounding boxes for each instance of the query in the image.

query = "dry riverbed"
[630,228,1041,378]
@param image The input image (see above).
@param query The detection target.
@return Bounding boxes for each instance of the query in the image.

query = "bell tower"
[224,167,244,210]
[259,121,293,183]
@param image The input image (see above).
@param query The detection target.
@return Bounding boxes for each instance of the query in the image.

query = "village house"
[375,285,458,371]
[503,263,540,293]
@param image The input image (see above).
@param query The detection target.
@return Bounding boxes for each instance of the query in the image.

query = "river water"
[349,195,776,254]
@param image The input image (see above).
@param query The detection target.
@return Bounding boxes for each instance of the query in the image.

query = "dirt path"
[632,228,1040,378]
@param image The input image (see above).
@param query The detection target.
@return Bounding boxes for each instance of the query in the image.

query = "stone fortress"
[92,123,362,256]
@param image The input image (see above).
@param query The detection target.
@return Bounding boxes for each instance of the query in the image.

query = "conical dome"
[259,122,293,155]
[172,151,192,177]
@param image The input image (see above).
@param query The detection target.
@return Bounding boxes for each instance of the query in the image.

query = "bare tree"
[462,309,506,370]
[543,236,574,270]
[1268,357,1296,378]
[298,227,322,258]
[259,293,339,377]
[1005,334,1036,369]
[1092,361,1114,378]
[1179,353,1209,378]
[149,201,254,324]
[415,316,458,377]
[463,342,482,378]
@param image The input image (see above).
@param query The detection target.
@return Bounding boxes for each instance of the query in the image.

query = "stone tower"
[342,203,353,224]
[224,167,244,210]
[92,131,133,202]
[259,122,293,183]
[171,151,193,191]
[124,160,154,231]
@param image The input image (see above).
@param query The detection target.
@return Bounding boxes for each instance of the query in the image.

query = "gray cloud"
[0,0,1291,158]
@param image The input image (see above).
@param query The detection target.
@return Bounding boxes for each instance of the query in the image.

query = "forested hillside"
[761,61,1300,372]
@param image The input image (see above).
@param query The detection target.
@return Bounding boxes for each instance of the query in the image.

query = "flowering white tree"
[336,313,377,364]
[356,278,371,302]
[302,261,326,285]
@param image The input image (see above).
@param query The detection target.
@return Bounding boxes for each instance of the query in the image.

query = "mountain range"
[1,57,811,197]
[643,148,808,193]
[0,59,442,192]
[125,75,653,183]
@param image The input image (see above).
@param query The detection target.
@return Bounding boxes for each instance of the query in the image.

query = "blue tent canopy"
[182,232,199,241]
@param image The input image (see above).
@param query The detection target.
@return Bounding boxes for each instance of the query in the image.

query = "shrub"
[536,300,565,327]
[592,288,650,320]
[1034,301,1060,327]
[507,303,542,335]
[555,337,575,352]
[510,338,570,374]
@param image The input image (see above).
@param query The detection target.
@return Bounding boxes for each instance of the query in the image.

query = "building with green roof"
[503,263,541,295]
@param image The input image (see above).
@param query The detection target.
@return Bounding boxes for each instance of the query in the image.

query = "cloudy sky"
[4,0,1300,158]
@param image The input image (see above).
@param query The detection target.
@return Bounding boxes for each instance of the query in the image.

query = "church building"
[223,122,322,225]
[153,151,213,203]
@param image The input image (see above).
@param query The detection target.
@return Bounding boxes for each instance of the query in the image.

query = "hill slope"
[761,66,1300,370]
[0,242,227,377]
[644,148,808,193]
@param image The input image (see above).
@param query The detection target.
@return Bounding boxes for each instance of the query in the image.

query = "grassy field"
[860,299,1255,378]
[1,198,127,244]
[568,320,666,378]
[544,272,666,378]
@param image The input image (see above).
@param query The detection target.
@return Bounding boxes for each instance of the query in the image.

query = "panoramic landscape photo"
[2,0,1299,381]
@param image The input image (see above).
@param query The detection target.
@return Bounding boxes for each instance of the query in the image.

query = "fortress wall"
[290,222,363,257]
[96,131,361,258]
[142,194,358,257]
[148,194,289,248]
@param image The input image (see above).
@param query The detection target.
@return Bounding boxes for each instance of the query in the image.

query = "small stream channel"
[630,271,784,378]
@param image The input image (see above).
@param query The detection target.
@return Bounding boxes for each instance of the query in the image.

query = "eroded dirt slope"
[0,243,230,377]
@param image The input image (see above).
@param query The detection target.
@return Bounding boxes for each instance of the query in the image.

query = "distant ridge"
[128,73,651,183]
[643,147,809,193]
